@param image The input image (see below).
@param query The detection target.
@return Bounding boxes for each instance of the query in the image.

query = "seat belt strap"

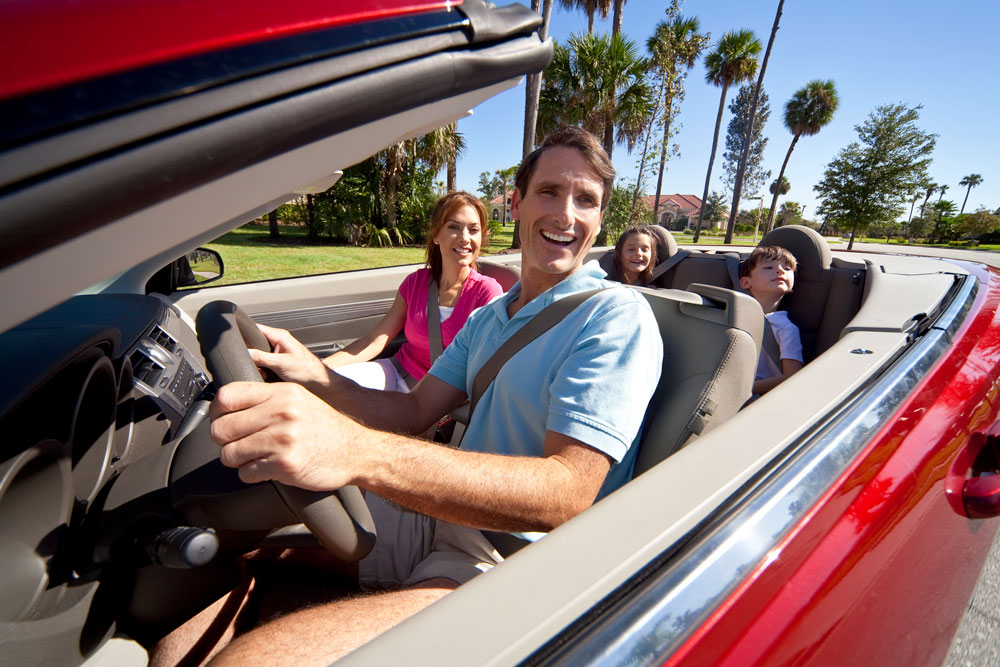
[426,277,445,365]
[721,252,742,292]
[468,288,608,417]
[648,249,691,284]
[762,317,782,369]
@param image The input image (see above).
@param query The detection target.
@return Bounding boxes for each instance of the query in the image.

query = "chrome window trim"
[540,274,978,666]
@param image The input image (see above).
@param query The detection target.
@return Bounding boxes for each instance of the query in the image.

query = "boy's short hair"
[514,127,616,210]
[739,246,798,279]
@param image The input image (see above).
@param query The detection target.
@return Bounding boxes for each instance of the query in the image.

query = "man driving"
[198,127,662,665]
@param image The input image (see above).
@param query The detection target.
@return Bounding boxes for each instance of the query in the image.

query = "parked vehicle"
[2,1,999,666]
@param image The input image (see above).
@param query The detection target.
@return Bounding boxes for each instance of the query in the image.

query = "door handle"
[960,433,1000,519]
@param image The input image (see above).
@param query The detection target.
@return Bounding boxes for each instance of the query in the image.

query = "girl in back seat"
[613,224,659,286]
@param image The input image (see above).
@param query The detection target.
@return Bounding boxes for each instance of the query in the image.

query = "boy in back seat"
[739,246,804,395]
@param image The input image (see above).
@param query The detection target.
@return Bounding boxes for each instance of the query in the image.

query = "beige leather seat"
[632,283,763,475]
[757,225,865,361]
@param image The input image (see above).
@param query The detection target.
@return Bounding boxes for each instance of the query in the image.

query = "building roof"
[643,194,702,212]
[489,190,513,206]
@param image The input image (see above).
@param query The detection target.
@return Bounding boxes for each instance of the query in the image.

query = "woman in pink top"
[324,191,503,392]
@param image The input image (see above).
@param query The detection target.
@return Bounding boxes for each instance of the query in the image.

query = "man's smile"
[540,229,575,245]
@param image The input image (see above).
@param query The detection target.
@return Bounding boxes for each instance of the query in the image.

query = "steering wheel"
[195,300,376,561]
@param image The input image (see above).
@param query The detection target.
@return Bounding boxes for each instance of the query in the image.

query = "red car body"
[671,261,1000,666]
[2,0,459,98]
[2,1,999,666]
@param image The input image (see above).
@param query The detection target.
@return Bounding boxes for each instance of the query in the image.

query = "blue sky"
[455,0,998,221]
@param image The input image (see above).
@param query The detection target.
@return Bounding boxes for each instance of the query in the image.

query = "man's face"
[511,146,604,284]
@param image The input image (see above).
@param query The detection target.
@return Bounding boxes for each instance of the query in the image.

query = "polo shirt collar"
[500,260,608,324]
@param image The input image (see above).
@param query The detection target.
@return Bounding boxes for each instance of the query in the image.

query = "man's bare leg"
[209,577,459,667]
[149,548,358,667]
[149,576,257,667]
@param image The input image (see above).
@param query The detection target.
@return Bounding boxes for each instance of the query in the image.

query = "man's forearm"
[311,371,432,434]
[353,430,609,533]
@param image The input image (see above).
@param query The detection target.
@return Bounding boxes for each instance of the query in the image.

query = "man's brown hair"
[514,127,616,210]
[739,245,798,279]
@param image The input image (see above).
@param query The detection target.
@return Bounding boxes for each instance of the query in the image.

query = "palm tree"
[557,0,611,35]
[422,122,467,192]
[906,189,921,224]
[611,0,627,36]
[769,176,790,197]
[693,29,762,242]
[937,183,949,203]
[647,14,708,219]
[959,173,983,214]
[538,33,654,160]
[725,0,784,243]
[930,199,957,243]
[523,0,554,157]
[919,182,937,219]
[764,80,838,233]
[777,200,801,227]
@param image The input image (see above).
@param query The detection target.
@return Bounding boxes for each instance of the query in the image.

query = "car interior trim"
[0,32,551,276]
[0,79,521,334]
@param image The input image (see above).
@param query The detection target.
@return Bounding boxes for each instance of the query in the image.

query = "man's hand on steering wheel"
[210,381,362,492]
[250,323,331,392]
[195,300,376,561]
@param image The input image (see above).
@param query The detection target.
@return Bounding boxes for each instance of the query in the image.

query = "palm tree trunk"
[766,133,798,233]
[268,209,280,239]
[306,194,317,243]
[523,0,552,158]
[725,0,784,244]
[907,198,916,223]
[694,85,728,243]
[587,9,594,34]
[603,111,615,160]
[612,0,623,36]
[630,90,662,217]
[961,185,972,215]
[653,86,674,222]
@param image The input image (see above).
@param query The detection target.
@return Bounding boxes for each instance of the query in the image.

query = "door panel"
[170,264,414,355]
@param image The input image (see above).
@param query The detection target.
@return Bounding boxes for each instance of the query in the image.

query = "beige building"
[644,194,705,230]
[488,190,514,223]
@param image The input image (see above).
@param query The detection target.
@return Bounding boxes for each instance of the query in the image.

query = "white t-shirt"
[756,310,803,381]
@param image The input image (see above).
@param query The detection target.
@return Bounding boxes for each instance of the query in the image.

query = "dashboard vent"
[149,325,177,353]
[129,349,163,387]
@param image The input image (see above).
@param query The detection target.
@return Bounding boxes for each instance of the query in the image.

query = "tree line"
[267,0,993,251]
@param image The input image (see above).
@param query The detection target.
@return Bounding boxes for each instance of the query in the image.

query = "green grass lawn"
[199,223,996,288]
[203,223,520,286]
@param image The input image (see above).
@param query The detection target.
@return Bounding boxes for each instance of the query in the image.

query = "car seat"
[757,225,865,361]
[477,261,520,291]
[632,283,763,475]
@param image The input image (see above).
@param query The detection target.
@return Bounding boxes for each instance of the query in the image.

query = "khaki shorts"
[358,494,503,591]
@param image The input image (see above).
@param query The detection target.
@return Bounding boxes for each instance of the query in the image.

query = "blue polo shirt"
[429,261,662,502]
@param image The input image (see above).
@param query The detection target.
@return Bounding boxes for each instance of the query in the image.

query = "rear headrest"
[758,225,831,281]
[476,261,520,291]
[646,225,679,259]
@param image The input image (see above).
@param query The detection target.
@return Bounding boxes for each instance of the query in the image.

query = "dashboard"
[0,293,211,658]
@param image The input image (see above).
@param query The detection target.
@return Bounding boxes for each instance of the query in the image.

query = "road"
[849,242,1000,667]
